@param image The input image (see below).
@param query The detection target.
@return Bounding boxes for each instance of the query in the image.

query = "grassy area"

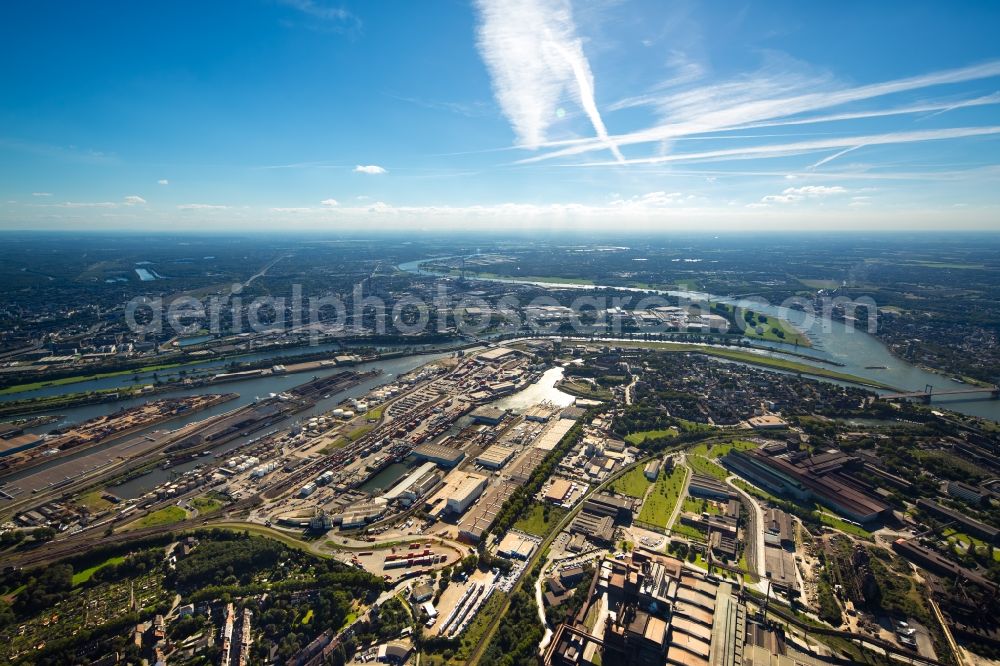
[815,511,873,539]
[943,528,1000,561]
[625,428,678,445]
[513,502,567,538]
[732,478,783,504]
[687,455,728,481]
[687,439,756,460]
[346,424,374,441]
[77,489,114,512]
[610,465,654,498]
[301,608,314,625]
[682,496,721,516]
[637,464,686,529]
[557,378,613,401]
[740,309,811,347]
[129,505,188,529]
[586,340,896,389]
[190,495,225,515]
[0,359,205,396]
[72,555,126,586]
[364,405,385,421]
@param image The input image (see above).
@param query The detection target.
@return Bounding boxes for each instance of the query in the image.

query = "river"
[1,352,455,497]
[398,257,1000,422]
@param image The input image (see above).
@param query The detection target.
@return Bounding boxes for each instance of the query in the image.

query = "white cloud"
[522,59,1000,163]
[269,207,312,213]
[474,0,622,161]
[757,184,848,205]
[177,203,229,210]
[576,125,1000,167]
[320,198,340,207]
[609,191,690,208]
[124,195,147,205]
[782,185,846,196]
[760,194,802,204]
[157,179,169,186]
[354,164,387,175]
[59,201,118,208]
[31,192,53,197]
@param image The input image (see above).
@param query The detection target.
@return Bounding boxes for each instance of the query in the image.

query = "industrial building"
[545,478,573,504]
[478,346,517,363]
[476,444,516,469]
[425,470,489,518]
[687,474,734,501]
[722,449,889,524]
[916,498,999,543]
[383,462,441,506]
[497,531,537,560]
[411,442,466,468]
[893,539,998,593]
[763,508,794,549]
[449,474,488,514]
[643,459,660,481]
[545,550,753,666]
[523,403,557,422]
[581,492,636,522]
[946,480,990,506]
[470,406,506,425]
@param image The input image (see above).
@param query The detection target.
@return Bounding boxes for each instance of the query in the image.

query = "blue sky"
[1,0,999,231]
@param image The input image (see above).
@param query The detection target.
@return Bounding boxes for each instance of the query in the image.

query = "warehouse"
[687,474,734,501]
[412,442,465,468]
[383,462,441,506]
[476,444,516,469]
[447,474,488,514]
[425,470,488,518]
[497,532,537,560]
[763,508,794,549]
[545,478,573,504]
[917,498,999,543]
[478,346,517,363]
[470,406,506,425]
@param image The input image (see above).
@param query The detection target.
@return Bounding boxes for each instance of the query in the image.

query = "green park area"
[128,505,188,530]
[513,502,567,538]
[637,464,686,529]
[610,465,654,498]
[625,428,678,445]
[72,555,127,586]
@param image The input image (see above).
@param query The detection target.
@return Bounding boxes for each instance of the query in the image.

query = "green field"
[625,428,678,445]
[557,378,613,400]
[942,528,1000,561]
[513,502,567,538]
[190,495,224,515]
[637,464,686,529]
[130,505,188,529]
[610,465,653,498]
[687,455,728,481]
[687,439,757,460]
[741,310,812,347]
[682,496,721,516]
[72,555,126,586]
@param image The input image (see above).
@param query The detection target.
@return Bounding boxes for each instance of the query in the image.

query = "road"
[727,473,766,581]
[665,455,691,533]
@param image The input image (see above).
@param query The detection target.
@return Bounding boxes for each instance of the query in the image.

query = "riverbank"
[560,338,898,390]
